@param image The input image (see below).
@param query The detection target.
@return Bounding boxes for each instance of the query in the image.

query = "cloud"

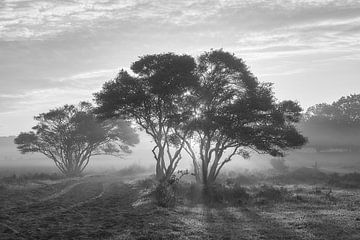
[1,0,360,135]
[0,68,121,114]
[55,68,119,87]
[1,0,359,61]
[0,0,358,39]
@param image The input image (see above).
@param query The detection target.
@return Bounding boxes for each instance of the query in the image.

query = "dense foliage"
[95,53,197,181]
[183,50,306,185]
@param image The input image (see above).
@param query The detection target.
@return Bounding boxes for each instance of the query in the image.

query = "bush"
[200,183,250,205]
[154,170,191,207]
[154,181,176,207]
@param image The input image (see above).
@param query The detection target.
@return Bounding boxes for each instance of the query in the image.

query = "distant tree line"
[300,94,360,152]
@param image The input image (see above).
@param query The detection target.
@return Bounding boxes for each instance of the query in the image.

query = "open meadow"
[1,163,360,240]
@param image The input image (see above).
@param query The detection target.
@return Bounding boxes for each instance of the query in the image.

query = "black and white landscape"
[1,1,360,239]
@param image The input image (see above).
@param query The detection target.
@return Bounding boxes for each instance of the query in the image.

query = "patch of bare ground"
[0,175,139,240]
[0,179,77,209]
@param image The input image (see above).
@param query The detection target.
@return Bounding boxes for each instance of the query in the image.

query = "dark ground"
[1,174,360,240]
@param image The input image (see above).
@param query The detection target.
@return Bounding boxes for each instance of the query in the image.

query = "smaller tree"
[14,102,139,177]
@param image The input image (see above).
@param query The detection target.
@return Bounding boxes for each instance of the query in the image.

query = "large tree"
[300,94,360,152]
[95,53,198,181]
[14,102,139,177]
[183,50,307,186]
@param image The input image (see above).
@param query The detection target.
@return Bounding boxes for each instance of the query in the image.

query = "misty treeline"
[16,49,359,189]
[299,94,360,152]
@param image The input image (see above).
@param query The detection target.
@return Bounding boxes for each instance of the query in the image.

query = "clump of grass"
[328,172,360,188]
[225,173,259,186]
[116,164,150,177]
[173,181,250,206]
[253,185,289,204]
[274,167,328,184]
[137,176,157,189]
[0,172,63,184]
[203,183,250,205]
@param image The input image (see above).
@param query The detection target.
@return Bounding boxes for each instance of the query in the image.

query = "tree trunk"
[62,157,83,177]
[155,161,165,181]
[64,169,82,177]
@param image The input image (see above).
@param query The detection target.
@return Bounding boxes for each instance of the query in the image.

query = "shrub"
[154,181,176,207]
[202,183,250,205]
[156,170,192,207]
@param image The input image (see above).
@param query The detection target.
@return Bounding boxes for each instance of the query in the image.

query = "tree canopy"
[95,50,306,185]
[300,94,360,152]
[95,53,198,181]
[14,102,139,176]
[183,50,307,185]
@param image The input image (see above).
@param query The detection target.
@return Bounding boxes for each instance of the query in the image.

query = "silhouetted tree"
[183,50,306,186]
[14,102,139,177]
[301,94,360,152]
[95,53,198,181]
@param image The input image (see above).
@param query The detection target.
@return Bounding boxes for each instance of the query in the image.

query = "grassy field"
[1,169,360,240]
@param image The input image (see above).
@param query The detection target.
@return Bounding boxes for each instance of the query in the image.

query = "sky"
[0,0,360,136]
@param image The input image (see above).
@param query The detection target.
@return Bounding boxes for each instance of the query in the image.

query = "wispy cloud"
[0,68,121,114]
[1,0,360,135]
[1,0,358,39]
[1,0,359,63]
